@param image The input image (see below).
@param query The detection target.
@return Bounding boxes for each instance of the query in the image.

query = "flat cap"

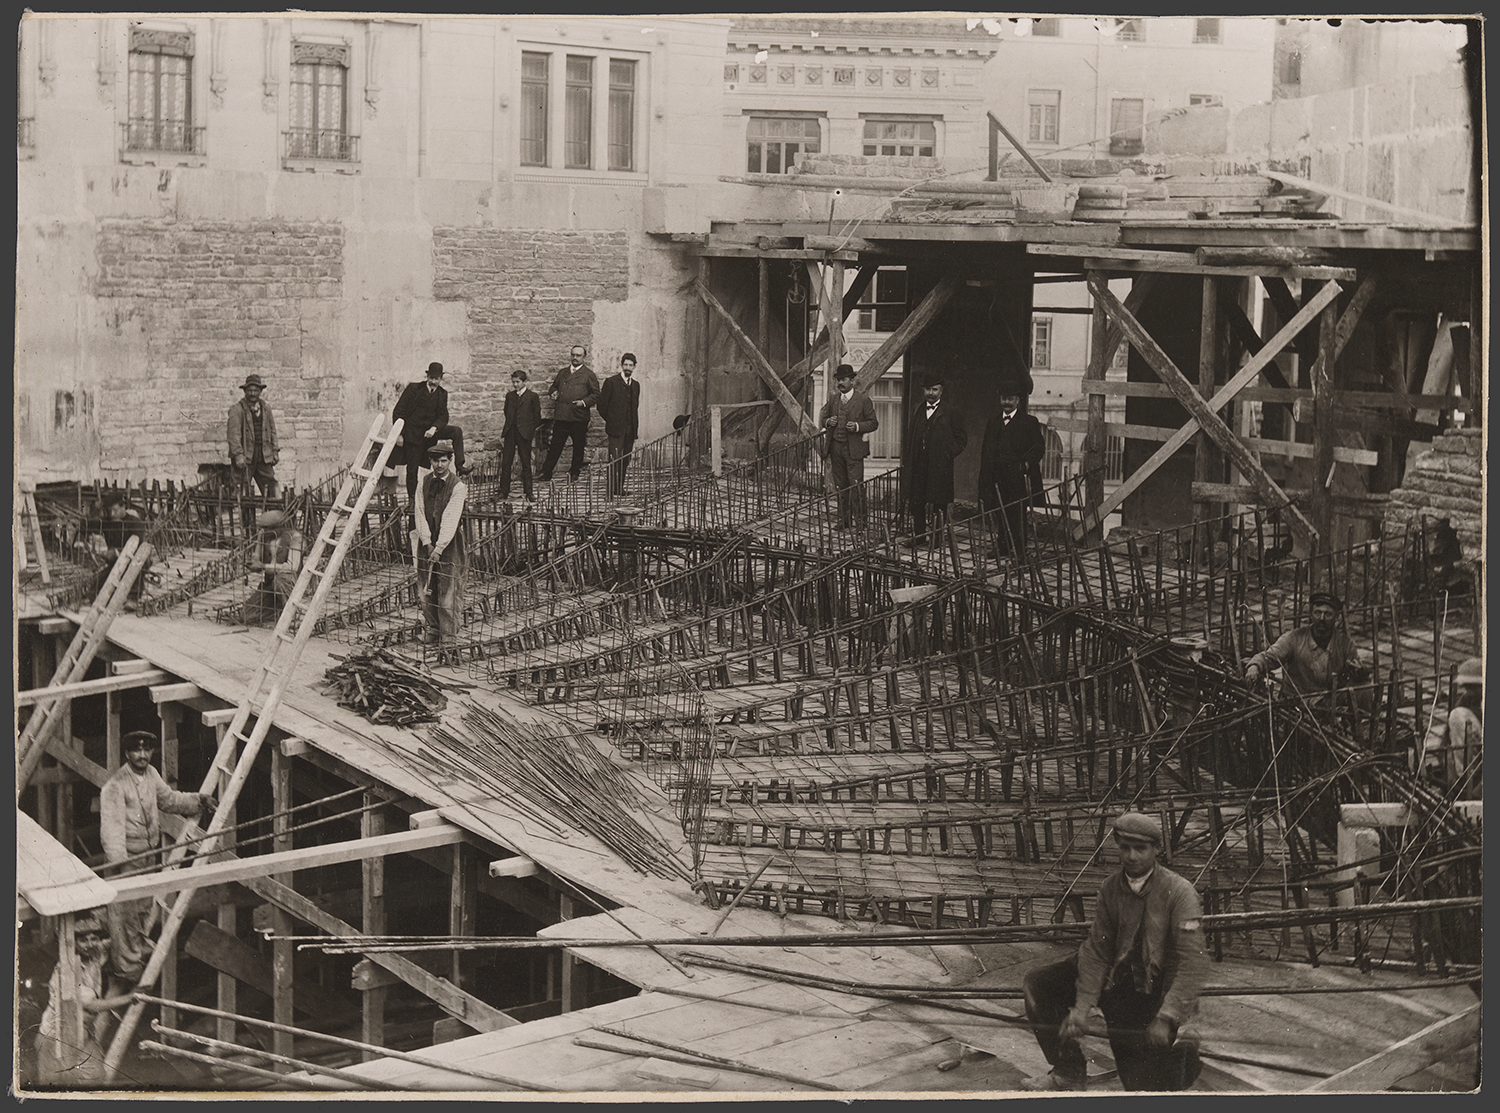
[1308,591,1343,611]
[427,439,455,457]
[1112,811,1162,846]
[1456,657,1482,684]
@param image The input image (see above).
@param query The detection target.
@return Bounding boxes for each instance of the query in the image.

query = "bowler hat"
[427,439,455,457]
[1456,657,1483,685]
[241,374,267,390]
[427,362,445,378]
[1112,811,1162,846]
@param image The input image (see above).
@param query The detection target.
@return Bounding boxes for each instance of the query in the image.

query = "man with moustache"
[818,363,879,531]
[977,379,1046,558]
[540,344,601,484]
[904,373,966,548]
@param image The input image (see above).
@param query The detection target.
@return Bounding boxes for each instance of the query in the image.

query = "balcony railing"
[121,119,206,155]
[284,128,359,162]
[18,117,35,148]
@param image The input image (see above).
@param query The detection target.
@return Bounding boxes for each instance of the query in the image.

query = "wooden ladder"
[16,535,155,795]
[17,479,51,585]
[103,414,404,1079]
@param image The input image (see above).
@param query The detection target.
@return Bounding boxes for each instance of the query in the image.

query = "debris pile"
[321,649,451,726]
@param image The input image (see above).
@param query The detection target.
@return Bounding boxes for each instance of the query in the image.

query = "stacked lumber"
[1072,176,1323,222]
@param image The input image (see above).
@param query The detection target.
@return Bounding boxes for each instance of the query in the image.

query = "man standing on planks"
[977,376,1046,560]
[539,344,601,484]
[598,352,643,500]
[413,438,469,665]
[1019,810,1207,1092]
[903,372,967,548]
[99,732,214,997]
[226,373,280,500]
[393,362,471,516]
[499,369,542,504]
[819,363,880,532]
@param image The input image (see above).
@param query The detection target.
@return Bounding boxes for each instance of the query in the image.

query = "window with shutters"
[608,59,636,171]
[125,27,201,154]
[1031,317,1053,370]
[747,115,821,174]
[287,41,354,161]
[519,45,645,174]
[1028,89,1060,144]
[521,51,550,165]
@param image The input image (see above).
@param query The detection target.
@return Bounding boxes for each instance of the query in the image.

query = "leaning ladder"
[16,535,155,796]
[102,414,405,1079]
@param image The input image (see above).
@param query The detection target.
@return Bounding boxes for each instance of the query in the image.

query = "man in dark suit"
[978,379,1046,558]
[540,345,600,483]
[904,373,967,547]
[818,363,879,530]
[393,362,469,510]
[598,353,642,499]
[500,370,542,502]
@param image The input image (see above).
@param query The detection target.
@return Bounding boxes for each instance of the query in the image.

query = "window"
[1031,317,1053,370]
[608,59,636,171]
[1189,93,1223,108]
[564,55,592,168]
[1032,18,1061,37]
[1028,89,1060,144]
[867,377,904,459]
[1041,426,1067,482]
[1109,97,1144,156]
[856,268,908,332]
[1114,18,1144,42]
[519,46,643,173]
[1193,18,1221,44]
[1105,434,1125,481]
[288,42,352,160]
[1111,340,1129,371]
[747,115,820,174]
[126,27,199,153]
[1283,50,1303,85]
[861,118,936,157]
[520,53,550,165]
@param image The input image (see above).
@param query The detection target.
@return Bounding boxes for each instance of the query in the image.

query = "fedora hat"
[241,374,268,390]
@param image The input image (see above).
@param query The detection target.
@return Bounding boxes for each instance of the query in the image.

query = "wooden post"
[450,842,476,991]
[1310,290,1339,553]
[216,758,237,1047]
[1195,275,1225,531]
[558,893,577,1013]
[361,796,386,1057]
[758,256,770,361]
[710,405,723,477]
[56,913,83,1077]
[1083,281,1108,545]
[271,744,294,1067]
[830,260,846,374]
[105,691,122,775]
[691,257,712,467]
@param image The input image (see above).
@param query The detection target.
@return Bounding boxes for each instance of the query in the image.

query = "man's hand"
[1145,1017,1173,1048]
[233,455,247,469]
[1058,1007,1090,1042]
[1244,662,1262,684]
[431,546,445,563]
[844,420,860,432]
[425,426,438,438]
[824,416,838,430]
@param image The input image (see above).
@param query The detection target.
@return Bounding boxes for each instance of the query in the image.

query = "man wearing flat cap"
[1244,591,1366,704]
[1021,810,1207,1091]
[413,438,469,663]
[393,362,471,513]
[226,373,280,499]
[240,508,304,624]
[903,373,967,548]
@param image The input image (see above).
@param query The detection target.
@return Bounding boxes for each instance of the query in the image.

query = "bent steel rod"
[150,1021,411,1091]
[139,1040,350,1091]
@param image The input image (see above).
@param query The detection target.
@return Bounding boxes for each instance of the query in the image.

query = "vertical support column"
[216,748,237,1046]
[758,256,770,361]
[56,914,82,1076]
[830,260,846,373]
[1195,275,1224,528]
[271,744,294,1068]
[450,842,476,990]
[558,893,578,1014]
[106,691,122,775]
[361,796,386,1058]
[1310,290,1338,554]
[1083,278,1108,546]
[689,256,712,469]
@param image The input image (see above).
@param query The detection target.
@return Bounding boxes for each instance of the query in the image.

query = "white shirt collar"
[1125,867,1154,894]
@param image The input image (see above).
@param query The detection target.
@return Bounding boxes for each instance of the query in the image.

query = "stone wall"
[1383,428,1483,563]
[91,219,346,479]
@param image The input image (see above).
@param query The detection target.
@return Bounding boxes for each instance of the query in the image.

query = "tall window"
[608,59,636,171]
[126,28,196,153]
[1109,97,1144,156]
[1032,18,1061,37]
[861,118,936,157]
[1041,426,1067,482]
[564,55,593,168]
[856,268,908,332]
[288,42,351,160]
[867,377,904,459]
[1114,18,1144,42]
[1031,317,1053,369]
[1194,18,1221,44]
[1028,89,1061,144]
[747,115,820,174]
[521,51,549,166]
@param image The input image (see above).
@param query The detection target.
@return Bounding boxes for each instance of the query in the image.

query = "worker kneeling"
[1020,811,1206,1092]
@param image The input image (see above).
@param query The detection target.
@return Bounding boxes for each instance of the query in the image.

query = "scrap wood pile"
[321,648,456,726]
[419,701,694,881]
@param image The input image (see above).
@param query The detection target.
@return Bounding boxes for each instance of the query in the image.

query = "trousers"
[541,420,590,481]
[827,449,866,527]
[499,431,534,499]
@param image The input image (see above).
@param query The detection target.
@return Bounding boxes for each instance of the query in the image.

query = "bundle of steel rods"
[424,701,694,881]
[321,648,455,726]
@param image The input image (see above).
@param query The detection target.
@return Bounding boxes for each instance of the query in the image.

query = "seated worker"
[240,508,304,624]
[1243,591,1370,721]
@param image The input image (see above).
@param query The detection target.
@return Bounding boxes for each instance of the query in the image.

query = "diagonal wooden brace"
[696,277,819,436]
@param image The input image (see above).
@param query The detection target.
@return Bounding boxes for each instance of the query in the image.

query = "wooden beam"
[1026,242,1355,280]
[986,112,1052,182]
[407,847,557,925]
[1080,274,1339,545]
[696,276,818,435]
[361,796,387,1058]
[16,669,172,707]
[1304,1004,1481,1091]
[184,920,346,1021]
[107,825,467,902]
[150,682,207,704]
[695,244,858,261]
[108,658,156,675]
[1192,482,1311,505]
[852,273,963,391]
[489,856,540,879]
[37,734,112,790]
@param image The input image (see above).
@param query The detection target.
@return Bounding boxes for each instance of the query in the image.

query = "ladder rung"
[352,466,374,479]
[276,630,297,643]
[333,502,357,515]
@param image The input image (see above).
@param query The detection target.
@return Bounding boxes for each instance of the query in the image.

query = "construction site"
[14,14,1484,1097]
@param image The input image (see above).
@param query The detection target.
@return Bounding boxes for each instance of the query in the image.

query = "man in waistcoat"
[904,373,967,547]
[226,374,280,499]
[413,439,469,664]
[598,352,643,499]
[818,363,880,530]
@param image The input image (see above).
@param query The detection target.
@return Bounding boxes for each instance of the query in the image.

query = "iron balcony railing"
[121,119,206,155]
[283,128,359,162]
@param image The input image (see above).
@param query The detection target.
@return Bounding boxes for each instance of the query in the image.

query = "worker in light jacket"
[413,439,468,664]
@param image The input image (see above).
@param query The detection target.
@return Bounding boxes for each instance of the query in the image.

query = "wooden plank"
[107,825,467,902]
[16,669,171,707]
[16,810,117,916]
[695,245,858,261]
[37,733,112,789]
[150,681,207,703]
[696,277,818,435]
[1262,170,1465,227]
[1305,1004,1480,1092]
[108,658,156,675]
[853,273,963,391]
[1026,242,1354,280]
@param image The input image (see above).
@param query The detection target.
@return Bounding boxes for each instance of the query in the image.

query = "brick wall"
[432,228,630,451]
[1383,428,1483,563]
[93,219,345,480]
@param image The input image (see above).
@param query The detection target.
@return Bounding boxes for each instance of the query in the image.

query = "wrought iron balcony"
[283,128,359,162]
[121,119,206,155]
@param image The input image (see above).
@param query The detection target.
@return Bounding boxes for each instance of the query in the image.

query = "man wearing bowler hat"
[393,362,471,512]
[903,372,967,548]
[1020,810,1207,1091]
[226,373,280,499]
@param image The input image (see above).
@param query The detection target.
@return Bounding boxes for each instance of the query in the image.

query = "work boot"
[1019,1070,1087,1092]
